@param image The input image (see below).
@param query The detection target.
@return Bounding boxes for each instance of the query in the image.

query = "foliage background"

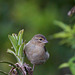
[0,0,74,75]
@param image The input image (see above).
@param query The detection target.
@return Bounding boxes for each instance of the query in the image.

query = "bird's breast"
[25,44,47,64]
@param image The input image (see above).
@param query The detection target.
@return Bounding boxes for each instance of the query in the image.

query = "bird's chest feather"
[26,44,45,60]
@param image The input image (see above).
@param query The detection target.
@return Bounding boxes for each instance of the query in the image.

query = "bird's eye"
[39,39,42,40]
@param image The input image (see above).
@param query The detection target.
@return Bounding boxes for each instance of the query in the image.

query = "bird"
[24,34,49,70]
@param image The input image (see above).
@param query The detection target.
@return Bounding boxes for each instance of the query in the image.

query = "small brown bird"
[24,34,49,70]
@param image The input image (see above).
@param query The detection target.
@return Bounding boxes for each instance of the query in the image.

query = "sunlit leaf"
[54,21,71,32]
[8,35,17,51]
[59,63,69,69]
[69,57,75,75]
[53,32,69,38]
[18,29,24,45]
[7,49,16,57]
[7,49,21,64]
[16,45,20,55]
[12,33,18,40]
[8,29,25,65]
[18,43,24,57]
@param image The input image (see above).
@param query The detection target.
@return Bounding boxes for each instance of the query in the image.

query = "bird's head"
[31,34,48,45]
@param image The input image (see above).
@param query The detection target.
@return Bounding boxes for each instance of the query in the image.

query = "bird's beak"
[43,39,48,43]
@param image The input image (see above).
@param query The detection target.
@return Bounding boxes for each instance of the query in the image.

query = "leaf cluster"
[7,29,25,65]
[53,21,75,49]
[53,21,75,75]
[59,57,75,75]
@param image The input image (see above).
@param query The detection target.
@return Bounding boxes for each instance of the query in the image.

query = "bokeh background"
[0,0,75,75]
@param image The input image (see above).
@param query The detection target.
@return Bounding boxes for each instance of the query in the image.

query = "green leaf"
[7,49,16,57]
[8,35,17,51]
[16,45,20,55]
[18,43,24,57]
[7,49,20,62]
[53,32,69,38]
[8,29,24,65]
[12,33,18,40]
[59,63,69,69]
[0,61,20,74]
[0,61,16,68]
[0,70,8,75]
[69,57,75,75]
[18,29,24,45]
[54,21,71,32]
[7,49,22,64]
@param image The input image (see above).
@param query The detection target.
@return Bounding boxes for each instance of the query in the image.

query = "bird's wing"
[23,49,26,55]
[44,46,50,59]
[23,45,26,56]
[44,46,47,52]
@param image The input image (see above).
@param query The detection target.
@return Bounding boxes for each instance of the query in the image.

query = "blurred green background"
[0,0,74,75]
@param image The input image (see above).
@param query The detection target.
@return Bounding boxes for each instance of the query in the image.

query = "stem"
[0,61,16,68]
[17,57,23,66]
[0,70,8,75]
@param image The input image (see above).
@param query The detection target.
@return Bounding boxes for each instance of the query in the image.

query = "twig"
[0,70,8,75]
[9,63,33,75]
